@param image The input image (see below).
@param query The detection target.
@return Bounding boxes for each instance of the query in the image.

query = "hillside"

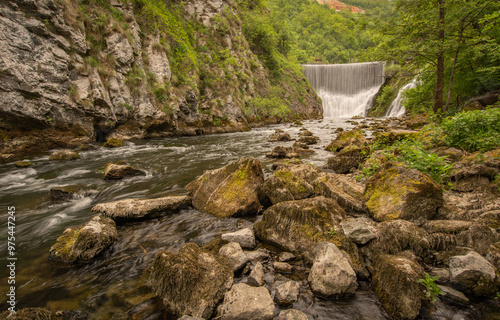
[316,0,365,13]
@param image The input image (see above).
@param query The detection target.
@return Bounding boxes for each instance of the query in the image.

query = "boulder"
[421,220,474,234]
[449,251,498,296]
[247,262,265,287]
[268,131,292,142]
[266,146,300,159]
[274,281,300,306]
[15,160,32,168]
[273,262,293,274]
[49,150,81,161]
[313,173,365,213]
[246,250,270,262]
[272,158,303,170]
[50,186,80,202]
[363,166,443,221]
[449,163,498,192]
[487,241,500,271]
[326,147,369,174]
[104,162,147,180]
[186,157,265,218]
[48,216,117,265]
[220,283,274,320]
[325,130,366,152]
[221,228,256,249]
[372,254,424,320]
[263,169,314,204]
[103,137,124,148]
[456,224,500,255]
[308,242,358,298]
[438,285,470,305]
[297,136,319,145]
[219,242,249,272]
[340,217,378,245]
[279,252,296,262]
[276,309,308,320]
[90,196,191,221]
[368,220,430,257]
[299,129,314,137]
[254,196,346,261]
[150,243,233,318]
[279,163,323,184]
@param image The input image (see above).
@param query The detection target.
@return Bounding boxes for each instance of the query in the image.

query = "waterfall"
[303,62,385,118]
[385,79,418,117]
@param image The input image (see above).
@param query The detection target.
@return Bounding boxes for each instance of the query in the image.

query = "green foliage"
[243,86,290,118]
[68,83,79,101]
[439,108,500,152]
[419,273,445,303]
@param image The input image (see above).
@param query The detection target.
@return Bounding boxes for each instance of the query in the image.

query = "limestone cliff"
[0,0,322,161]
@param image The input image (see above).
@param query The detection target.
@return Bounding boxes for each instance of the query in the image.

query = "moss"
[104,138,124,148]
[364,168,405,221]
[15,161,33,168]
[49,227,80,263]
[275,170,309,194]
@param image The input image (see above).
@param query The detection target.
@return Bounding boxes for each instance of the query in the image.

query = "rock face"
[449,251,498,296]
[91,196,191,221]
[221,228,256,249]
[186,157,265,218]
[254,196,346,261]
[103,162,146,180]
[363,166,443,221]
[308,242,358,298]
[220,283,275,320]
[263,168,314,204]
[150,243,233,318]
[372,254,424,320]
[49,216,117,265]
[49,150,80,161]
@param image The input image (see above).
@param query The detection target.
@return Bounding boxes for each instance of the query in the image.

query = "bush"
[440,107,500,152]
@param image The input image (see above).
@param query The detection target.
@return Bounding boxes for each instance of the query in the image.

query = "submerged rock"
[220,283,274,320]
[449,251,498,296]
[150,242,233,318]
[268,131,292,142]
[186,157,265,218]
[49,216,117,265]
[296,135,319,145]
[363,166,443,221]
[49,150,81,161]
[263,168,314,204]
[103,137,124,148]
[104,162,147,180]
[221,227,256,249]
[308,242,358,298]
[15,160,32,168]
[91,196,191,221]
[372,254,424,320]
[254,196,346,261]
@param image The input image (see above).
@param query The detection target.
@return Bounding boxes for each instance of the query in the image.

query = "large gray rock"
[449,251,498,296]
[247,262,265,287]
[274,281,300,306]
[264,168,314,205]
[150,243,233,318]
[219,242,249,272]
[372,254,424,320]
[220,283,274,320]
[273,262,293,274]
[268,131,292,142]
[221,228,256,249]
[363,166,443,221]
[104,162,146,180]
[438,285,470,305]
[308,242,357,298]
[276,309,309,320]
[48,216,117,265]
[340,217,378,245]
[313,173,365,213]
[186,157,265,218]
[91,196,191,221]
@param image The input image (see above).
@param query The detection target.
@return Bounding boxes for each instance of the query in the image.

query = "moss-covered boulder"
[49,150,80,161]
[186,157,265,218]
[150,242,233,318]
[325,130,367,152]
[279,163,323,184]
[363,166,443,221]
[48,216,117,265]
[103,137,124,148]
[91,196,191,221]
[268,130,292,142]
[313,173,365,213]
[15,160,32,168]
[263,168,314,204]
[104,162,147,180]
[254,196,346,261]
[326,146,369,174]
[372,254,425,320]
[373,129,419,145]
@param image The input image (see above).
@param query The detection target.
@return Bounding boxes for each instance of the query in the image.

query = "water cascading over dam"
[303,62,385,118]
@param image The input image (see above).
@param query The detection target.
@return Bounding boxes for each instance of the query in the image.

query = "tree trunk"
[434,0,446,114]
[444,30,464,112]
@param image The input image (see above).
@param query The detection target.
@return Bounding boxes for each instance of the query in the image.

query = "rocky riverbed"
[1,117,500,319]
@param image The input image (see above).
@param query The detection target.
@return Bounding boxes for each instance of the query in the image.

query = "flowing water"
[0,118,499,319]
[385,79,418,117]
[303,62,386,118]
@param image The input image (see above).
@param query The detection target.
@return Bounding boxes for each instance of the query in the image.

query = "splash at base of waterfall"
[319,86,381,118]
[385,79,418,117]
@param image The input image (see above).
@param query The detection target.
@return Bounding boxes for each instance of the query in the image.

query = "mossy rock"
[373,129,419,145]
[48,216,117,265]
[325,129,367,152]
[263,169,314,205]
[363,165,443,221]
[254,196,347,261]
[326,146,369,174]
[150,242,233,318]
[405,114,430,129]
[313,173,365,213]
[104,162,146,180]
[372,254,425,320]
[15,161,32,168]
[186,157,265,218]
[104,138,124,148]
[49,150,81,161]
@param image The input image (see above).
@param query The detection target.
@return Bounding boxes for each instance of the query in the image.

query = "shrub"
[439,107,500,152]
